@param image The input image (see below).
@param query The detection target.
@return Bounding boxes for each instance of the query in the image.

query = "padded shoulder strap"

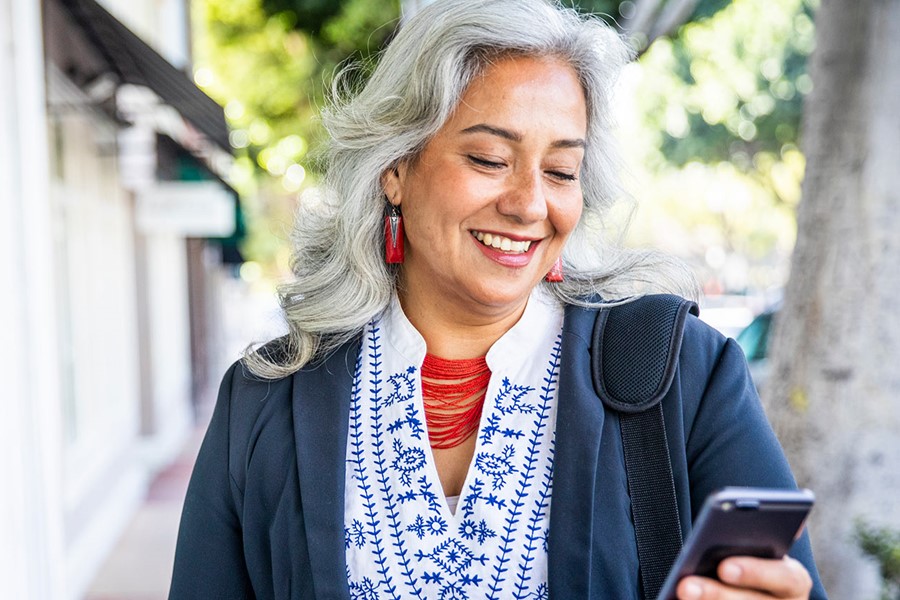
[591,294,699,413]
[590,294,698,599]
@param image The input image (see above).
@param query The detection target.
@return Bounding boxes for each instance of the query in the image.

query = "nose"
[497,169,548,224]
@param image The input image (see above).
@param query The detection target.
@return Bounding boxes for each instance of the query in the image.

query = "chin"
[465,280,538,310]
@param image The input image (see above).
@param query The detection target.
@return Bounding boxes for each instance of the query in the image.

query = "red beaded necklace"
[421,353,491,449]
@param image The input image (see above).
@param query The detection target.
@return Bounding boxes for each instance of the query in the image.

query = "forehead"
[446,54,588,136]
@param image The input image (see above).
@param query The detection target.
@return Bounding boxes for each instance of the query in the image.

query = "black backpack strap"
[591,294,699,600]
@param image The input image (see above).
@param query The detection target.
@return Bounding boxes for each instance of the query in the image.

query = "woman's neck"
[396,287,529,359]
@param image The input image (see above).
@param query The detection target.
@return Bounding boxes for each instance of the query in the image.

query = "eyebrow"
[460,123,585,149]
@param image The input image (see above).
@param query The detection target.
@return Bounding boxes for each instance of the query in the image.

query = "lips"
[470,230,541,269]
[471,230,535,254]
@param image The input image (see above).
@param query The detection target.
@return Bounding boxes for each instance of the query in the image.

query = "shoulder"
[678,313,749,394]
[212,343,297,490]
[219,335,363,454]
[223,339,297,423]
[680,310,731,368]
[561,295,745,402]
[562,293,731,363]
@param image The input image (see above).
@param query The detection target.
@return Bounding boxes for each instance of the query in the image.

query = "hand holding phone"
[656,487,814,600]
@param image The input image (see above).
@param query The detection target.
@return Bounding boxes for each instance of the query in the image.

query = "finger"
[717,556,812,598]
[675,575,774,600]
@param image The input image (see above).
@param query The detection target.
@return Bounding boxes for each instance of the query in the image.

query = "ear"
[381,165,403,207]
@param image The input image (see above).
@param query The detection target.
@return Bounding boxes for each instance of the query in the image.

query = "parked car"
[735,307,778,390]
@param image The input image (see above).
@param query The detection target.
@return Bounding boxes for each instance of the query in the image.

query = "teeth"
[473,231,533,254]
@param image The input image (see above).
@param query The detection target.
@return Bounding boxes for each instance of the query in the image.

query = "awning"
[156,134,247,265]
[47,0,230,153]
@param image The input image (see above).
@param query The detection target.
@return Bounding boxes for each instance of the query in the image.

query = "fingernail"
[721,561,742,582]
[681,581,702,599]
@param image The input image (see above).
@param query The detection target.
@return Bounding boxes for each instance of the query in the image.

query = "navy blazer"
[170,304,826,599]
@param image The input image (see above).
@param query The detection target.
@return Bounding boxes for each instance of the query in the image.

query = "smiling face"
[384,54,587,323]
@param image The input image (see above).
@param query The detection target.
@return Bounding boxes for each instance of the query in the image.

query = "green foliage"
[195,0,398,177]
[621,0,814,290]
[689,0,733,21]
[193,0,399,274]
[566,0,732,26]
[261,0,343,34]
[638,0,815,180]
[856,520,900,600]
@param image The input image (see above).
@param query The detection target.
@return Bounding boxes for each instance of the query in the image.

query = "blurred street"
[81,277,282,600]
[83,428,205,600]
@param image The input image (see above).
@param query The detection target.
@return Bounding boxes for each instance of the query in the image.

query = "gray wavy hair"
[245,0,699,378]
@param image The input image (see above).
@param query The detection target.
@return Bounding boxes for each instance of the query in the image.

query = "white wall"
[139,232,194,467]
[46,73,148,599]
[117,87,197,469]
[0,0,66,597]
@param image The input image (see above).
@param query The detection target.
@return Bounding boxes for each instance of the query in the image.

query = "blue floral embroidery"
[422,571,444,585]
[349,575,383,600]
[397,474,442,513]
[346,519,367,549]
[459,478,486,519]
[387,403,424,439]
[439,581,469,600]
[493,377,536,415]
[427,516,449,536]
[513,444,555,598]
[480,414,525,445]
[347,342,395,595]
[415,539,489,576]
[347,313,561,600]
[391,439,426,486]
[350,327,419,599]
[458,519,497,544]
[475,444,517,490]
[487,335,561,600]
[480,414,500,445]
[408,514,449,539]
[385,366,417,406]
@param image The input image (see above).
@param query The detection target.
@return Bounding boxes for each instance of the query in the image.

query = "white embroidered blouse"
[344,289,564,600]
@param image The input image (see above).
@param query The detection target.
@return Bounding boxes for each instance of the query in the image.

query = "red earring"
[544,257,564,282]
[384,204,404,264]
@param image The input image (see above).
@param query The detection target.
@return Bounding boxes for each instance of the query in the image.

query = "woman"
[170,1,826,598]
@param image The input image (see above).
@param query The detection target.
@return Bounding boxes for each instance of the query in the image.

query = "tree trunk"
[765,0,900,597]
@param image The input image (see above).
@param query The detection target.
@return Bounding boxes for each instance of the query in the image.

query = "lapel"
[292,338,361,599]
[548,304,606,597]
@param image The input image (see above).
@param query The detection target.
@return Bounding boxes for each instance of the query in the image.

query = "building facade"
[0,0,240,597]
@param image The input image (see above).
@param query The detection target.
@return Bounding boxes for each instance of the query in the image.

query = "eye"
[468,155,506,169]
[547,170,578,182]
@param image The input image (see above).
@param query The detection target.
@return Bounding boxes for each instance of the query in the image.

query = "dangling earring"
[384,203,404,264]
[544,257,564,282]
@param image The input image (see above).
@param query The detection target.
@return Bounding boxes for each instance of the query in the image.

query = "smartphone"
[656,487,814,600]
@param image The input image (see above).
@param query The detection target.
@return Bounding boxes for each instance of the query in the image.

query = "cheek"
[402,198,450,244]
[554,196,584,239]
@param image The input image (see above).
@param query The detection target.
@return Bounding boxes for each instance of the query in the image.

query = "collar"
[383,287,564,368]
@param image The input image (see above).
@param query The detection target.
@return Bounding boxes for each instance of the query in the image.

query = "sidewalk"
[82,281,283,600]
[83,428,205,600]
